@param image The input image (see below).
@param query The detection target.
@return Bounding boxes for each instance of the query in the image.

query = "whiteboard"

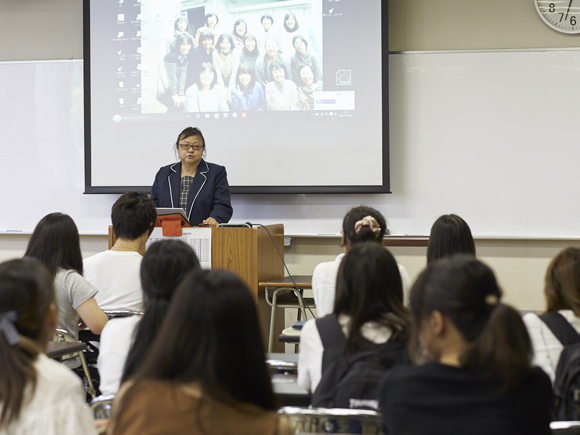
[2,52,580,237]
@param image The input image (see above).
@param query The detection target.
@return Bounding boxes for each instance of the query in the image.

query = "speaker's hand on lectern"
[202,217,218,227]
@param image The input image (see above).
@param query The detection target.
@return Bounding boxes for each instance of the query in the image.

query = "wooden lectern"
[108,224,286,350]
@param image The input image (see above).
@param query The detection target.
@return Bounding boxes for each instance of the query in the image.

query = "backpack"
[310,314,409,411]
[540,312,580,420]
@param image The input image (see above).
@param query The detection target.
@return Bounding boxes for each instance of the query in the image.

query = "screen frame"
[82,0,390,195]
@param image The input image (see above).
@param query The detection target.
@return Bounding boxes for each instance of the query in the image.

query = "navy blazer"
[150,159,233,225]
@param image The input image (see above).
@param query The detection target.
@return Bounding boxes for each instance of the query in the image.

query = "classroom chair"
[279,406,384,434]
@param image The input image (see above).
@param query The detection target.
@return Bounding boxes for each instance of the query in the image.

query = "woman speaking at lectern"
[151,127,233,226]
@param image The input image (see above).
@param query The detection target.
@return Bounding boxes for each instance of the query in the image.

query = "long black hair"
[426,214,475,264]
[121,240,200,382]
[410,255,533,391]
[24,213,83,277]
[334,242,410,356]
[134,269,277,410]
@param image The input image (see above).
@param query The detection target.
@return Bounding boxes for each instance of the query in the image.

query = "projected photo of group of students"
[155,1,322,113]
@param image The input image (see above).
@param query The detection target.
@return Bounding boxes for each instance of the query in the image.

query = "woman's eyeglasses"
[179,143,203,151]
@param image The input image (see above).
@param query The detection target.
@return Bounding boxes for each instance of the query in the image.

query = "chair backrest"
[52,328,80,361]
[279,406,384,434]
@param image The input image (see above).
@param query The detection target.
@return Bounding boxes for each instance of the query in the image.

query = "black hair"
[236,63,256,90]
[198,29,214,44]
[25,213,83,277]
[261,14,274,25]
[427,214,475,264]
[215,33,234,55]
[283,11,299,32]
[242,33,259,57]
[204,12,219,26]
[233,19,247,38]
[292,34,308,50]
[410,255,533,391]
[342,205,388,247]
[195,61,218,90]
[269,60,287,78]
[334,243,410,356]
[0,258,54,428]
[111,191,157,241]
[170,32,194,54]
[134,269,277,411]
[121,240,200,382]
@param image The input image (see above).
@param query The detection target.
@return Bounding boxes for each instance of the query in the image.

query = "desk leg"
[257,298,285,353]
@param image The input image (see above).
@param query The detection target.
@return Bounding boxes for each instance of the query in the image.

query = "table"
[46,341,87,359]
[259,275,314,352]
[267,352,310,407]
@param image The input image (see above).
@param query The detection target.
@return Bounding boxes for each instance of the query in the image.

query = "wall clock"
[534,0,580,33]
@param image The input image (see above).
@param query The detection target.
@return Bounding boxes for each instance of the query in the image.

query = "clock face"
[535,0,580,33]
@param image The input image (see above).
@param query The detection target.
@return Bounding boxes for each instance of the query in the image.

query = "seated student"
[523,247,580,384]
[0,258,96,435]
[107,269,293,435]
[379,255,553,435]
[312,206,412,318]
[427,213,476,263]
[24,213,108,367]
[298,242,411,397]
[83,191,157,312]
[98,239,200,395]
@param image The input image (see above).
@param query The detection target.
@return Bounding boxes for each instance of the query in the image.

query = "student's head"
[236,63,255,90]
[204,12,218,27]
[283,11,299,32]
[426,214,475,264]
[196,61,218,90]
[140,240,200,304]
[264,37,279,57]
[233,19,247,38]
[334,242,410,355]
[111,191,157,241]
[242,34,258,55]
[199,30,214,50]
[410,255,533,390]
[174,15,189,33]
[292,35,308,55]
[122,240,201,382]
[171,32,194,56]
[216,33,234,55]
[175,126,207,159]
[25,213,83,277]
[261,14,274,30]
[269,60,286,84]
[136,269,277,410]
[0,258,56,427]
[544,247,580,316]
[341,205,387,248]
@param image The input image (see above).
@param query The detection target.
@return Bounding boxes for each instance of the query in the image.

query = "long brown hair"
[0,258,54,428]
[410,255,533,391]
[544,247,580,316]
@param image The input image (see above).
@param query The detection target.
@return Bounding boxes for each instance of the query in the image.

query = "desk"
[267,353,310,407]
[46,341,87,359]
[260,276,314,353]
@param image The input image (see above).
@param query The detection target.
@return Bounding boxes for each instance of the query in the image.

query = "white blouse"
[0,354,96,435]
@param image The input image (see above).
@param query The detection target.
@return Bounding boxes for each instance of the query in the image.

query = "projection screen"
[84,0,389,194]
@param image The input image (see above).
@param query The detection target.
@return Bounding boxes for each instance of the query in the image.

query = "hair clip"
[0,311,20,346]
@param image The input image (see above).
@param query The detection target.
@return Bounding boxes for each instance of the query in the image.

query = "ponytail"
[342,206,388,246]
[461,303,532,391]
[411,255,533,391]
[0,259,54,428]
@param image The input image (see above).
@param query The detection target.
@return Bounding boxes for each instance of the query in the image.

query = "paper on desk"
[147,227,212,269]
